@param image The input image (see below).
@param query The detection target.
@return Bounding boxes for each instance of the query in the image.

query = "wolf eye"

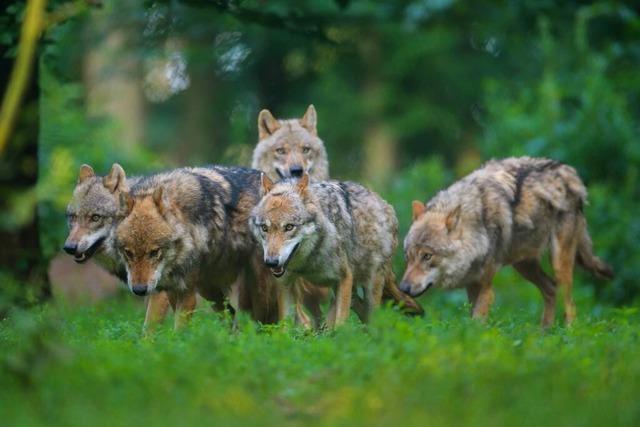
[284,224,295,232]
[275,148,286,155]
[124,249,133,259]
[422,253,432,262]
[261,224,268,232]
[149,249,161,259]
[90,214,101,222]
[302,146,311,154]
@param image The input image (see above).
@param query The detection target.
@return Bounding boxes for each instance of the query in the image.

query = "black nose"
[289,166,304,178]
[132,284,148,296]
[63,243,77,255]
[264,257,279,268]
[399,281,412,294]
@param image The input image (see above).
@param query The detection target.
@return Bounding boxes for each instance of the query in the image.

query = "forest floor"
[1,283,639,427]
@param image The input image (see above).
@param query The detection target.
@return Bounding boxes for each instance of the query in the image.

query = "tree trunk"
[0,57,52,306]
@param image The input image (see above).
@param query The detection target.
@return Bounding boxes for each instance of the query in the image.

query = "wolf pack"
[63,105,614,331]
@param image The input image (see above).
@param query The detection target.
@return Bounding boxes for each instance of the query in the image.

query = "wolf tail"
[382,266,425,316]
[576,224,614,280]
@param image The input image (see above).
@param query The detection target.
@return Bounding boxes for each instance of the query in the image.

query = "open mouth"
[73,237,105,264]
[269,243,299,278]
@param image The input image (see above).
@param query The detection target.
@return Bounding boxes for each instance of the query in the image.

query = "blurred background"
[1,0,639,311]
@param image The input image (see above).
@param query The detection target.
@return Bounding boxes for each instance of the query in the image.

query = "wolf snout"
[63,242,78,255]
[399,281,413,294]
[132,284,148,296]
[289,165,304,178]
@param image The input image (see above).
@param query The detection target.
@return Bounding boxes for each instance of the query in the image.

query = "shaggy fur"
[250,173,399,327]
[400,156,614,326]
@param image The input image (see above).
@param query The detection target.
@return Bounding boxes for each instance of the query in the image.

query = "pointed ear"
[119,192,134,215]
[445,205,462,233]
[300,104,317,135]
[152,187,166,216]
[78,164,95,184]
[296,172,309,194]
[258,109,281,140]
[260,173,274,197]
[411,200,426,222]
[103,163,127,193]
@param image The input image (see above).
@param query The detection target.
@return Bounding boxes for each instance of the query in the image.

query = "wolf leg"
[471,268,495,321]
[328,267,353,328]
[465,282,481,314]
[143,291,171,332]
[551,217,580,325]
[172,290,197,330]
[514,259,557,328]
[361,271,385,324]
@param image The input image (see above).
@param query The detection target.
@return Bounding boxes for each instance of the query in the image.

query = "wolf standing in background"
[251,173,399,327]
[114,166,280,329]
[252,105,329,181]
[400,157,614,327]
[64,164,171,328]
[252,105,423,317]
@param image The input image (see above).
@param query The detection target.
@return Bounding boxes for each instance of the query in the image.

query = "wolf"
[114,166,280,328]
[250,173,399,327]
[400,157,614,327]
[252,105,423,317]
[252,105,329,181]
[63,164,172,327]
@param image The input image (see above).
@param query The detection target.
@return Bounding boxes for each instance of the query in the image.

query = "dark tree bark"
[0,55,52,305]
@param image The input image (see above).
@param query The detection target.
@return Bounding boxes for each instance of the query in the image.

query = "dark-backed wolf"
[400,157,614,326]
[250,173,399,327]
[115,166,280,328]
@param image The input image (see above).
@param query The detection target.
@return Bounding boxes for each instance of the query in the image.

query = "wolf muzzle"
[131,284,148,296]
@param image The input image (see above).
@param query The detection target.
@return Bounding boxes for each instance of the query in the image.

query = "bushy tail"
[577,226,614,280]
[382,266,424,316]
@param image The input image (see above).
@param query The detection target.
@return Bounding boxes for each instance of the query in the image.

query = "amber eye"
[422,253,432,262]
[90,214,101,222]
[302,146,311,154]
[261,224,268,232]
[149,249,160,259]
[124,249,133,259]
[275,148,286,155]
[284,224,295,232]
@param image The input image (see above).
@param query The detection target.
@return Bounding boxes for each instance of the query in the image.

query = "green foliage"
[2,299,640,426]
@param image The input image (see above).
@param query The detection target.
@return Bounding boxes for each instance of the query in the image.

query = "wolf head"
[64,164,128,263]
[400,201,470,297]
[250,173,317,278]
[251,105,329,182]
[115,187,183,296]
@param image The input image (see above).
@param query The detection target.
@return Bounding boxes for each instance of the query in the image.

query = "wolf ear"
[296,172,310,195]
[300,104,317,135]
[258,109,281,140]
[445,205,461,233]
[152,187,166,216]
[78,164,95,184]
[260,173,274,196]
[119,192,135,215]
[103,163,127,193]
[411,200,426,222]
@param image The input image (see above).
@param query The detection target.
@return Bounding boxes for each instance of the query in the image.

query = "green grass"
[1,283,640,427]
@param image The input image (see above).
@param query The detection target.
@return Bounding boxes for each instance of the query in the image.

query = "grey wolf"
[114,165,281,329]
[250,173,399,327]
[400,156,614,326]
[251,105,329,181]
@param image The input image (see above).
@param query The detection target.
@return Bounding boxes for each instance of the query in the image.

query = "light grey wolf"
[250,173,399,327]
[251,105,423,317]
[400,157,614,326]
[114,166,281,329]
[252,105,329,181]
